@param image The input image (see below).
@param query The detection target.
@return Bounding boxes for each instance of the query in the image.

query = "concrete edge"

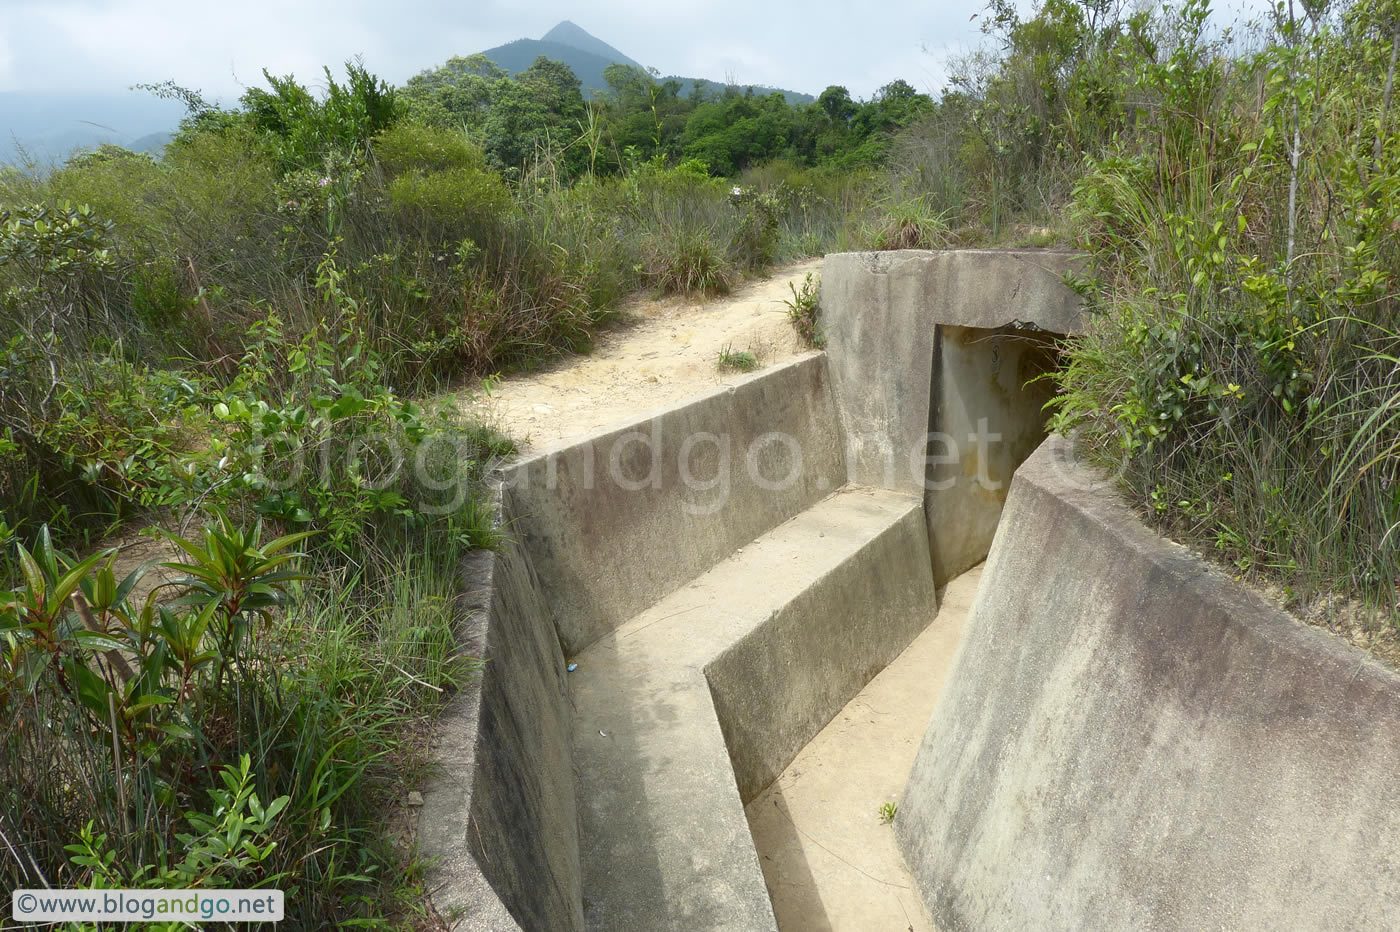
[1020,435,1398,673]
[417,487,582,932]
[571,487,934,929]
[822,249,1086,334]
[500,351,848,655]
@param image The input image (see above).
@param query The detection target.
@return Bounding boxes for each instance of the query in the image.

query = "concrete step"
[501,353,848,656]
[569,485,937,931]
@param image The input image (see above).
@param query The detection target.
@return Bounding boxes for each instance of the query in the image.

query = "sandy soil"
[96,524,186,609]
[455,260,821,453]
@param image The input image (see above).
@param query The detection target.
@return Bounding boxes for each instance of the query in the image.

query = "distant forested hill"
[478,20,815,104]
[475,37,624,97]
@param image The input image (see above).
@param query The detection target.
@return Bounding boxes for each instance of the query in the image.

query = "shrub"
[0,201,119,330]
[0,510,476,925]
[240,61,401,172]
[784,272,823,348]
[373,122,488,176]
[0,348,207,535]
[642,223,736,295]
[728,184,785,271]
[1050,0,1400,622]
[387,164,511,235]
[46,149,165,250]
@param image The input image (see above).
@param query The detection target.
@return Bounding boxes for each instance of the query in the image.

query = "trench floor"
[745,565,981,932]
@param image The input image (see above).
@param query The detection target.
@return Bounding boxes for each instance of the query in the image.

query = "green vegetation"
[879,801,898,824]
[1035,0,1396,626]
[888,0,1398,626]
[2,513,475,927]
[473,20,816,108]
[784,272,824,348]
[716,344,760,373]
[400,54,924,179]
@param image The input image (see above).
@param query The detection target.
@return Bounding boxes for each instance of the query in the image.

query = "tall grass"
[1050,0,1400,625]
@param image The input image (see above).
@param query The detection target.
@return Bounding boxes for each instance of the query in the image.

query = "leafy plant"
[1,506,475,925]
[1048,0,1400,623]
[783,271,824,348]
[67,754,290,892]
[728,184,787,270]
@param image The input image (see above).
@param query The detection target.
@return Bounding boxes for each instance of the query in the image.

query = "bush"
[728,184,784,271]
[1,511,476,925]
[373,122,488,176]
[0,347,206,538]
[1050,0,1400,622]
[642,223,736,295]
[387,164,511,234]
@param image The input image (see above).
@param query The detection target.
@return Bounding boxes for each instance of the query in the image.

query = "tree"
[401,55,500,129]
[238,61,400,171]
[477,58,589,177]
[817,85,857,123]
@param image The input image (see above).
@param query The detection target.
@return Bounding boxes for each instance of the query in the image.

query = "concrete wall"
[503,353,846,656]
[705,496,936,802]
[418,492,582,932]
[898,435,1400,931]
[822,249,1082,582]
[820,252,944,494]
[413,250,1085,929]
[822,249,1081,491]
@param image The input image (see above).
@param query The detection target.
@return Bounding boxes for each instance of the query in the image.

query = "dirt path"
[456,260,821,453]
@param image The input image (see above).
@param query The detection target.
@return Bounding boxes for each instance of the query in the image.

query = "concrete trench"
[416,248,1400,931]
[416,249,1083,931]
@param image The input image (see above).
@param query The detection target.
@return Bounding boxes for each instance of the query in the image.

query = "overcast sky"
[0,0,1003,104]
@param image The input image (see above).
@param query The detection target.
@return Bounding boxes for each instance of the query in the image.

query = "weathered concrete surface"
[418,497,582,932]
[707,498,936,802]
[898,434,1400,931]
[503,352,846,655]
[821,249,1082,495]
[820,252,942,494]
[746,566,980,932]
[925,325,1058,584]
[570,486,934,931]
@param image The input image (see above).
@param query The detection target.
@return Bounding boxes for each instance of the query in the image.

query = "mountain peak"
[539,20,642,70]
[541,19,581,37]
